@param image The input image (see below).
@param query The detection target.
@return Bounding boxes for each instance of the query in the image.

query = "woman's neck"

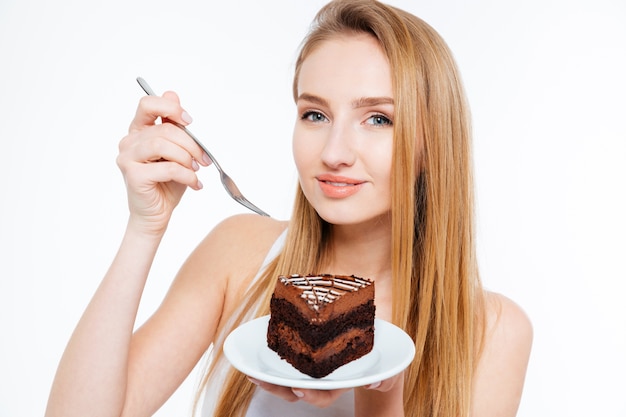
[325,216,392,282]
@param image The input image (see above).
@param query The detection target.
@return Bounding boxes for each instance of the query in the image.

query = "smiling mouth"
[316,176,364,198]
[317,174,362,185]
[323,181,357,187]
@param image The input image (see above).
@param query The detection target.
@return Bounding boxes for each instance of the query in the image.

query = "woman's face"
[293,33,394,226]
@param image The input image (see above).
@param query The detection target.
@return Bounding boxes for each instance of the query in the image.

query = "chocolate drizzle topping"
[279,274,373,311]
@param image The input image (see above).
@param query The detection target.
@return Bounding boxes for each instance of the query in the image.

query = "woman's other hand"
[116,91,210,235]
[247,371,404,416]
[247,377,350,407]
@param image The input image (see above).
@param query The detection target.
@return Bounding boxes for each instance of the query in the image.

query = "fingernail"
[192,159,199,171]
[181,111,193,124]
[196,180,203,190]
[292,389,304,398]
[247,377,260,386]
[367,381,381,389]
[202,153,212,165]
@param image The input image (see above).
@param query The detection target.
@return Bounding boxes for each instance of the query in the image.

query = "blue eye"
[302,111,328,123]
[366,114,393,126]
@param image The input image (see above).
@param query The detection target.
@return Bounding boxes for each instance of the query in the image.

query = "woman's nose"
[320,121,357,169]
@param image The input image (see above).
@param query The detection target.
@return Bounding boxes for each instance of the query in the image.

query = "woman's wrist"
[125,213,171,241]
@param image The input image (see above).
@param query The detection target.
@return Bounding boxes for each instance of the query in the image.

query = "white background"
[1,0,625,416]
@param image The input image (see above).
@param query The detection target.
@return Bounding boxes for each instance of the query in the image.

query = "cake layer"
[268,321,374,360]
[269,296,375,349]
[268,322,374,378]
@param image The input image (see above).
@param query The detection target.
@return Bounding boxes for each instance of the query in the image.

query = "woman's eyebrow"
[352,96,394,108]
[297,93,394,109]
[296,93,329,107]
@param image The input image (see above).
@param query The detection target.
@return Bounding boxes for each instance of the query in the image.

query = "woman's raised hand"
[116,91,210,235]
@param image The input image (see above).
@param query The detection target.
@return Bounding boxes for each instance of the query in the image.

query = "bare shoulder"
[206,213,288,249]
[471,291,533,417]
[483,291,533,347]
[187,213,288,279]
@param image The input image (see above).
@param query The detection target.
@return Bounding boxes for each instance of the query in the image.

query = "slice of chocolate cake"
[267,274,375,378]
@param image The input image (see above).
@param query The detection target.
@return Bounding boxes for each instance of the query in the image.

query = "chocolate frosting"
[278,274,373,311]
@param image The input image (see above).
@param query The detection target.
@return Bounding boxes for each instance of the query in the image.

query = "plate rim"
[223,314,415,389]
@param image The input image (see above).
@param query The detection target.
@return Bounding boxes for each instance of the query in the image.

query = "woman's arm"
[45,91,211,417]
[471,292,533,417]
[45,225,168,417]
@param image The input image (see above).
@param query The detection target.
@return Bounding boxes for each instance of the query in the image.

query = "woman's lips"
[316,175,364,198]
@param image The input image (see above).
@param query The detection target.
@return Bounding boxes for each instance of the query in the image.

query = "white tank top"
[201,229,355,416]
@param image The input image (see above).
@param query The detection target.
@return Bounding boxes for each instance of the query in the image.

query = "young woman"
[45,1,532,416]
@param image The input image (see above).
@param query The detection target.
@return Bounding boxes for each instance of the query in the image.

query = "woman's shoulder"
[481,291,533,366]
[482,291,533,343]
[471,291,533,416]
[209,213,288,251]
[175,214,287,322]
[188,214,288,280]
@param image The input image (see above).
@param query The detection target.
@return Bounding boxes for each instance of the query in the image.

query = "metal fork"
[136,77,270,217]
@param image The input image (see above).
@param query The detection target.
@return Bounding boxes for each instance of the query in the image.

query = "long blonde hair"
[195,1,484,416]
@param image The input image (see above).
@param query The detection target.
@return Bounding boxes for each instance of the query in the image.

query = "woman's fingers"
[290,387,350,408]
[122,125,195,165]
[361,372,402,392]
[129,92,208,162]
[247,378,349,408]
[127,160,202,191]
[119,125,209,182]
[129,91,190,132]
[247,378,300,403]
[118,136,203,192]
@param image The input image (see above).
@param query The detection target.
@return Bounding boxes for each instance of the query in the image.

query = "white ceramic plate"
[223,315,415,389]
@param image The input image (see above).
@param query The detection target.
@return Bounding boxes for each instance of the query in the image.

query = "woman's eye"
[366,114,393,127]
[302,111,328,123]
